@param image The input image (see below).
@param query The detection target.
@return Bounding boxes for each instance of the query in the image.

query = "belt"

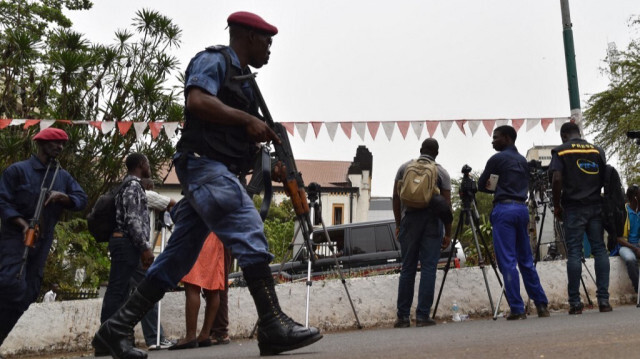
[112,232,125,238]
[495,199,526,206]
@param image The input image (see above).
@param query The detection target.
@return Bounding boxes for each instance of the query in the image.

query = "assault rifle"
[17,161,60,280]
[237,72,317,265]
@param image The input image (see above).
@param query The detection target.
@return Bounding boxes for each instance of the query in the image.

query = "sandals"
[213,335,231,345]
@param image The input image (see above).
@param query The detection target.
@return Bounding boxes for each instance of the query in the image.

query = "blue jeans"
[146,153,273,290]
[396,210,443,319]
[563,204,609,305]
[618,246,639,293]
[491,203,547,314]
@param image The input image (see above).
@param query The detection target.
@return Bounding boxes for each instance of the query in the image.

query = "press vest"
[551,139,605,208]
[177,45,261,174]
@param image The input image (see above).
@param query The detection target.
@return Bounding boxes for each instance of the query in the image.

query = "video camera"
[627,131,640,145]
[459,164,477,205]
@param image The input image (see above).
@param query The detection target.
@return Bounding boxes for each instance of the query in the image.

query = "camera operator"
[478,125,549,320]
[550,121,611,314]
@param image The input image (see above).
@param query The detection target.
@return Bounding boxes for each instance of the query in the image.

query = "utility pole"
[560,0,583,131]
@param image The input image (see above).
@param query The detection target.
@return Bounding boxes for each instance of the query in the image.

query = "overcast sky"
[66,1,638,197]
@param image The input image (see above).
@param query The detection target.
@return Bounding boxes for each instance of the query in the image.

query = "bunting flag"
[0,117,571,142]
[325,122,338,141]
[340,122,352,139]
[148,121,163,139]
[410,121,423,139]
[381,122,395,141]
[311,121,323,138]
[367,122,380,140]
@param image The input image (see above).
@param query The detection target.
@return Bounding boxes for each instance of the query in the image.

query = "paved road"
[62,305,640,359]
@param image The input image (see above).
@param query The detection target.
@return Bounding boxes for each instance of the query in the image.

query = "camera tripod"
[433,171,504,319]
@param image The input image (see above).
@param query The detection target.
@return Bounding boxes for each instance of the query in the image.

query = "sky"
[65,1,639,197]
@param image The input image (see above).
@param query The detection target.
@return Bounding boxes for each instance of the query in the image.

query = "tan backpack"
[397,158,439,208]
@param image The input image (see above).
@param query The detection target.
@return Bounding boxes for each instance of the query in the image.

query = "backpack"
[87,178,138,242]
[602,164,626,251]
[397,158,440,208]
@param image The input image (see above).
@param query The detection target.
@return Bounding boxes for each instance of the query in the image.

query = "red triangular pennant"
[282,122,294,136]
[340,122,352,139]
[117,121,133,136]
[367,122,380,140]
[482,120,496,136]
[541,118,553,132]
[24,119,40,129]
[56,120,72,125]
[0,119,11,129]
[512,118,524,132]
[426,121,439,137]
[397,121,410,139]
[455,120,467,135]
[310,122,323,138]
[89,121,102,130]
[148,122,163,139]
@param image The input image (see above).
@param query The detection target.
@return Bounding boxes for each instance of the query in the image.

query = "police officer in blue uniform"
[92,12,322,358]
[0,128,87,348]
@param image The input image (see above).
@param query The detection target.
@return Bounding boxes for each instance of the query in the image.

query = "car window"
[374,225,394,252]
[350,227,376,254]
[313,228,345,257]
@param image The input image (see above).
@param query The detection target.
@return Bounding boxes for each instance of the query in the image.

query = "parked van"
[231,219,466,285]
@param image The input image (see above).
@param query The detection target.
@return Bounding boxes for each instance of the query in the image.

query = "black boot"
[244,263,323,356]
[92,280,164,359]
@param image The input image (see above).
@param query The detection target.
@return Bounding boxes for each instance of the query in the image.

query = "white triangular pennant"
[495,119,508,128]
[39,120,55,130]
[381,122,395,141]
[133,122,146,141]
[440,121,453,138]
[163,122,180,139]
[353,122,366,141]
[10,119,25,126]
[410,121,424,139]
[468,120,481,135]
[526,118,540,132]
[554,117,567,131]
[101,121,115,134]
[325,122,338,141]
[295,122,308,142]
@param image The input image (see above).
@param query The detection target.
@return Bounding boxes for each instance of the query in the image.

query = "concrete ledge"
[2,257,636,356]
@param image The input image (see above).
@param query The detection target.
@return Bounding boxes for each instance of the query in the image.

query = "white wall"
[2,258,636,357]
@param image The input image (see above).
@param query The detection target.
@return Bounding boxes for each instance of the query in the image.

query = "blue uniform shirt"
[478,145,529,202]
[0,155,87,269]
[185,46,254,101]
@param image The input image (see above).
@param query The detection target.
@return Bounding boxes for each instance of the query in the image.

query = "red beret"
[33,128,69,141]
[227,11,278,36]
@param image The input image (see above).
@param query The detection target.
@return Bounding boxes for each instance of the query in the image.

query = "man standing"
[616,185,640,293]
[0,128,87,347]
[97,154,168,353]
[93,12,322,358]
[478,125,549,320]
[393,138,452,328]
[550,121,611,314]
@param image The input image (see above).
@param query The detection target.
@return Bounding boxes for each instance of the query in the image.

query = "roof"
[159,159,353,189]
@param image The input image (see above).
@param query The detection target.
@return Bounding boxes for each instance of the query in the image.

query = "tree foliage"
[1,2,185,291]
[584,16,640,184]
[253,196,296,262]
